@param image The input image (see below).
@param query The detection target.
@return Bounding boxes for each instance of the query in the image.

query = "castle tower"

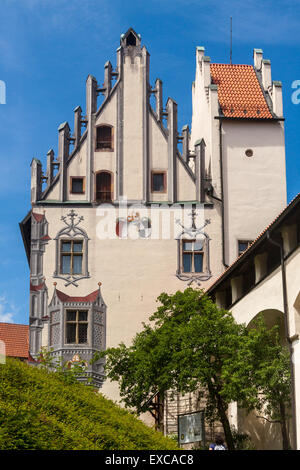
[20,30,287,425]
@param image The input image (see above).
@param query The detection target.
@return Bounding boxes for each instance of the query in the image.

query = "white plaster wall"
[230,246,300,449]
[32,203,226,403]
[222,120,287,264]
[123,55,144,201]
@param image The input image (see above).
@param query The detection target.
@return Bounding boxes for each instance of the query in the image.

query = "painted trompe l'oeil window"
[65,309,88,344]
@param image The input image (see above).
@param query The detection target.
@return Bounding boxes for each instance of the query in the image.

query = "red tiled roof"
[30,282,45,292]
[0,323,29,359]
[55,289,100,303]
[210,63,273,119]
[32,212,44,222]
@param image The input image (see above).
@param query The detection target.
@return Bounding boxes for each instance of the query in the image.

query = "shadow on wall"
[238,309,292,450]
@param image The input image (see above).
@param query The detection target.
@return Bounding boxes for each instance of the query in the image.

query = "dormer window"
[96,125,113,151]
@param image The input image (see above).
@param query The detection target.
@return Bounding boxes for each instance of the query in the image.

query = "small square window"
[238,240,252,256]
[152,172,166,192]
[71,177,85,194]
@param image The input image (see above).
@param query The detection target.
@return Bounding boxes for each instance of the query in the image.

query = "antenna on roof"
[230,16,233,64]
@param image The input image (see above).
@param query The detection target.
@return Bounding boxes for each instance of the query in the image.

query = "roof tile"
[210,63,273,119]
[0,323,29,358]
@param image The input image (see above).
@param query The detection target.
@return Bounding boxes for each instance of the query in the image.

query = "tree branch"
[256,415,281,424]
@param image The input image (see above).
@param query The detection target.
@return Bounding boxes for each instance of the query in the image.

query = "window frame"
[60,239,84,276]
[95,124,114,152]
[65,309,89,345]
[70,176,85,195]
[94,170,113,203]
[181,239,205,274]
[238,240,253,257]
[151,170,167,193]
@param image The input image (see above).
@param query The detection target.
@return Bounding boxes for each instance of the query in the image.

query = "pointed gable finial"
[120,28,141,48]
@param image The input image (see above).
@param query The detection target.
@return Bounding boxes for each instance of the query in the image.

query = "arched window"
[95,171,113,202]
[96,125,113,151]
[126,32,137,46]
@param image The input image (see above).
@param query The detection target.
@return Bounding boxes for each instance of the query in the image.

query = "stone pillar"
[46,149,54,188]
[281,224,297,256]
[262,59,272,91]
[166,98,178,203]
[182,125,189,163]
[195,139,205,202]
[155,78,163,122]
[30,158,43,204]
[104,61,112,99]
[58,122,70,202]
[74,106,82,148]
[272,81,283,117]
[254,252,268,284]
[253,48,263,70]
[86,75,98,202]
[231,276,243,304]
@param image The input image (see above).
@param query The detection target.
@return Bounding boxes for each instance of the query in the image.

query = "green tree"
[101,289,293,450]
[224,317,292,450]
[101,288,252,450]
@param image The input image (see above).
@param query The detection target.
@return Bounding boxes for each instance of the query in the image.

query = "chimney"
[73,106,82,148]
[253,48,263,70]
[262,59,272,91]
[272,81,283,117]
[30,158,43,204]
[58,122,70,201]
[46,149,54,188]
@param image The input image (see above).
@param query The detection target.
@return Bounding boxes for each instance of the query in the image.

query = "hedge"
[0,358,178,450]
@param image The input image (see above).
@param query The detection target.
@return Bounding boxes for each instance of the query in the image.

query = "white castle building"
[20,29,294,448]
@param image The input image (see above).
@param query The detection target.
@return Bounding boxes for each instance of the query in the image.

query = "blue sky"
[0,0,300,324]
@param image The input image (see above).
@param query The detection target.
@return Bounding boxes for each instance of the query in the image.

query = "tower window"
[182,239,204,273]
[151,171,167,193]
[70,177,85,194]
[96,125,113,151]
[60,240,83,275]
[95,171,113,202]
[126,32,137,46]
[66,309,88,344]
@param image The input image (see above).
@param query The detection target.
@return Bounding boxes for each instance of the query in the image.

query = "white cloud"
[0,296,17,323]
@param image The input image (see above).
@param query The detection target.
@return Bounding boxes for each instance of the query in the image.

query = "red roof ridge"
[32,212,45,222]
[55,288,100,303]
